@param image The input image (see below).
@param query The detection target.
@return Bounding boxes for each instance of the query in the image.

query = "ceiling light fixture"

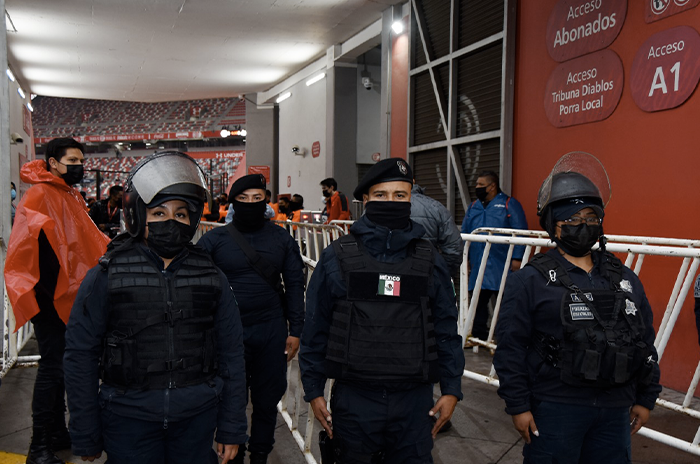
[26,102,33,112]
[392,20,404,34]
[276,92,292,103]
[239,129,247,137]
[306,73,326,86]
[30,93,37,100]
[6,68,15,82]
[220,128,231,138]
[17,87,25,99]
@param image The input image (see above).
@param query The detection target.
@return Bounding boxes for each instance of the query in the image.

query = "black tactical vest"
[100,243,221,390]
[326,234,440,383]
[528,251,653,388]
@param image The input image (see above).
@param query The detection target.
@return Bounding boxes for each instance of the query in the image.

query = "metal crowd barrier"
[460,227,700,456]
[1,286,37,379]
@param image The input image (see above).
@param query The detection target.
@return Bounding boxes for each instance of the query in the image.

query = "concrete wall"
[245,97,277,195]
[278,74,328,211]
[356,51,382,164]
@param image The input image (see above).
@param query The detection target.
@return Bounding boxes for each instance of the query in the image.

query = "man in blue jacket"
[64,152,247,464]
[198,174,305,464]
[300,158,464,463]
[461,170,527,343]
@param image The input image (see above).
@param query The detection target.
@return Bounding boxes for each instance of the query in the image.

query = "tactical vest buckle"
[165,358,184,371]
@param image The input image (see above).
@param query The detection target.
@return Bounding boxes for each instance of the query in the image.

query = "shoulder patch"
[695,274,700,298]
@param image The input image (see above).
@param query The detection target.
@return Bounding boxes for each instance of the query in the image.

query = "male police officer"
[198,174,305,464]
[64,152,247,464]
[461,170,527,344]
[300,158,465,463]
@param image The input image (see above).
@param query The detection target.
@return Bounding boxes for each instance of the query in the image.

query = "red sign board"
[546,0,627,62]
[287,176,292,188]
[248,165,271,184]
[186,150,244,160]
[23,105,31,135]
[544,49,624,127]
[312,141,321,158]
[630,26,700,112]
[645,0,700,23]
[371,152,381,162]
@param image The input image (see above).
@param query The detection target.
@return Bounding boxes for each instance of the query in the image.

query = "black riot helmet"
[123,151,212,238]
[537,152,611,238]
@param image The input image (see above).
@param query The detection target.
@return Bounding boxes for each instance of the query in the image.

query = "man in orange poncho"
[4,137,109,464]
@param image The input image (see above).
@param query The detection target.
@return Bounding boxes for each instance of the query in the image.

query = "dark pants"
[524,401,631,464]
[101,405,217,464]
[31,302,67,432]
[243,317,288,455]
[472,289,495,341]
[330,383,434,464]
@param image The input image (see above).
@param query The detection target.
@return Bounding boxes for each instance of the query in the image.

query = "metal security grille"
[413,148,448,205]
[407,0,515,218]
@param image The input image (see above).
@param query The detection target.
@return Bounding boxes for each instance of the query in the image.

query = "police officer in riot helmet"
[64,151,248,464]
[493,153,661,464]
[300,158,465,464]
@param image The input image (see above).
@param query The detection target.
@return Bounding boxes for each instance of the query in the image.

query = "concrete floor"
[1,342,699,463]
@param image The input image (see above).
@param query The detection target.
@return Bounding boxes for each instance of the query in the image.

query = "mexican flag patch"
[378,274,401,296]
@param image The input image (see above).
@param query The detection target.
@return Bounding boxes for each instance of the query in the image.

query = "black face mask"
[232,199,267,231]
[556,224,601,257]
[322,190,332,198]
[59,163,85,185]
[289,201,303,212]
[364,201,412,230]
[146,219,193,259]
[475,187,488,202]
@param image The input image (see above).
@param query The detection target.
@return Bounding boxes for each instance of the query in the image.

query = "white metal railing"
[1,286,37,379]
[460,227,700,456]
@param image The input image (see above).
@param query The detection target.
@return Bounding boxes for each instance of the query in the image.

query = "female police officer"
[493,153,661,464]
[64,151,247,464]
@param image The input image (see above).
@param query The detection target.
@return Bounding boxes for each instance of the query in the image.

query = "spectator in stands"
[198,174,305,464]
[86,198,96,208]
[10,181,16,226]
[410,182,464,275]
[4,137,110,464]
[320,178,350,223]
[89,185,124,239]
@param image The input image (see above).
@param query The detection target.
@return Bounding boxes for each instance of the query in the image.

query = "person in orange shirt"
[4,137,110,464]
[320,178,350,223]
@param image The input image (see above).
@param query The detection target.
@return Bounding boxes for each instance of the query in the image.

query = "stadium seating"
[32,96,245,139]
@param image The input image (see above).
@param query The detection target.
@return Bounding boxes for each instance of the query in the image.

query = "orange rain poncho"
[4,160,110,329]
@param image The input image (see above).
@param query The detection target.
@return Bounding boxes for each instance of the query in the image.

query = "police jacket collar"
[349,214,426,256]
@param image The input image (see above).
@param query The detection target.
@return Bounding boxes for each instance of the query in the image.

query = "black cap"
[229,174,266,199]
[550,197,604,222]
[353,158,413,200]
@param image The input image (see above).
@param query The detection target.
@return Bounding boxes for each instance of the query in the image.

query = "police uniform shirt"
[493,248,661,416]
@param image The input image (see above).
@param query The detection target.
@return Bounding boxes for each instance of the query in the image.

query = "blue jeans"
[524,401,631,464]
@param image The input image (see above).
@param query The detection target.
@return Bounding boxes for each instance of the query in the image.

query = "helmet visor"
[129,151,212,208]
[537,151,611,213]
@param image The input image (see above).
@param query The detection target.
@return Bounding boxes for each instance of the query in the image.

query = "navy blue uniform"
[494,249,661,463]
[300,216,465,463]
[198,221,305,455]
[64,244,248,460]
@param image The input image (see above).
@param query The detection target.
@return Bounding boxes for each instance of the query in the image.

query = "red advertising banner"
[33,130,235,145]
[546,0,627,62]
[544,49,624,127]
[312,141,321,158]
[630,26,700,112]
[23,105,31,135]
[248,165,271,184]
[186,150,245,160]
[645,0,700,23]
